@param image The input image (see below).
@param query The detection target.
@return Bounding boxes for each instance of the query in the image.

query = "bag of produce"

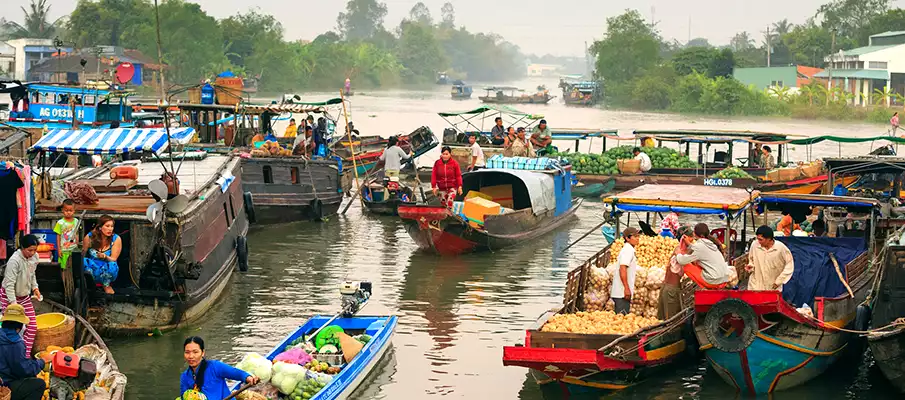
[271,361,306,395]
[274,348,313,366]
[583,266,612,311]
[235,352,273,384]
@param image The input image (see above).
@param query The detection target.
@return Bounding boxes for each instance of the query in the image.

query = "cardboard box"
[463,197,502,228]
[480,185,514,208]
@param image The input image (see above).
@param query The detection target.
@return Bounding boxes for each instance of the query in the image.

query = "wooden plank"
[72,179,137,192]
[528,329,623,350]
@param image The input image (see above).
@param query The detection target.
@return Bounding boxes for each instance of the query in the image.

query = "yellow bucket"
[36,313,67,330]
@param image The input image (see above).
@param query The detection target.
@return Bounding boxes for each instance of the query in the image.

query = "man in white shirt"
[379,136,412,179]
[467,134,485,171]
[633,147,652,172]
[611,227,640,315]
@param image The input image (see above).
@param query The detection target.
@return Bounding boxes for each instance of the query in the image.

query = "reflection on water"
[107,87,900,399]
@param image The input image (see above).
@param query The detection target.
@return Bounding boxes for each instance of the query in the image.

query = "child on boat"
[54,199,79,270]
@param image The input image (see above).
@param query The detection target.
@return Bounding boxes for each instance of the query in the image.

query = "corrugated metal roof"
[839,45,897,56]
[870,31,905,38]
[813,69,888,80]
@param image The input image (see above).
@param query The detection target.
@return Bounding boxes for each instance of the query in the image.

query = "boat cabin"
[450,80,473,99]
[632,129,794,173]
[1,82,133,129]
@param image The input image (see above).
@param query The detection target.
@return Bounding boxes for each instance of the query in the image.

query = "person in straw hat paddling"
[0,304,47,400]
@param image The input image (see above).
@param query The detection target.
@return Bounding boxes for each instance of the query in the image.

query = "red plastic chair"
[710,228,737,246]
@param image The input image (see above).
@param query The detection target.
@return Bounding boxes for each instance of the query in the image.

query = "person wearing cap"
[1,234,40,358]
[467,133,485,171]
[659,225,692,320]
[379,136,412,180]
[530,119,553,155]
[611,227,640,315]
[0,304,46,400]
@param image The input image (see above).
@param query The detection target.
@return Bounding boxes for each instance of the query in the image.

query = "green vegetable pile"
[712,167,754,180]
[290,376,329,400]
[552,146,698,175]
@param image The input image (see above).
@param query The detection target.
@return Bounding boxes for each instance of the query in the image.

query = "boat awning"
[603,184,757,216]
[758,193,879,209]
[30,127,195,155]
[26,84,114,96]
[823,157,905,175]
[438,105,543,119]
[241,103,333,114]
[463,169,556,215]
[788,135,905,145]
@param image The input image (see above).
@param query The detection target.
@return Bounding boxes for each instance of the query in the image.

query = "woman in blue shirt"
[180,336,259,399]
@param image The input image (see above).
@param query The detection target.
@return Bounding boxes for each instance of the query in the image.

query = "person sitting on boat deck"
[746,225,795,291]
[82,215,121,295]
[658,211,680,238]
[675,223,730,289]
[431,146,463,208]
[1,235,40,359]
[379,136,412,180]
[761,145,776,169]
[776,210,800,237]
[530,120,554,155]
[490,117,507,145]
[346,121,360,140]
[292,125,316,156]
[810,219,827,237]
[659,225,693,320]
[284,118,298,138]
[633,147,652,172]
[0,304,46,400]
[180,336,259,400]
[505,127,535,157]
[612,227,640,315]
[467,133,486,171]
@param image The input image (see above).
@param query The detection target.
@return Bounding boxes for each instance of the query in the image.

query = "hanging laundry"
[0,168,24,240]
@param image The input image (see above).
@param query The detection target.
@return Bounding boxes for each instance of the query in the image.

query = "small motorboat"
[361,177,419,216]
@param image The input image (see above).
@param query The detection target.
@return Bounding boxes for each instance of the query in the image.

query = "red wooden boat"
[398,167,579,256]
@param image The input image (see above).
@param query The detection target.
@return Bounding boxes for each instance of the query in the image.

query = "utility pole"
[153,0,166,102]
[828,29,836,105]
[765,26,772,67]
[688,16,691,44]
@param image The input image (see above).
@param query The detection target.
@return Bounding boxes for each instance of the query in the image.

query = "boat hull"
[241,157,344,223]
[479,95,554,104]
[398,200,581,255]
[868,328,905,392]
[231,315,398,400]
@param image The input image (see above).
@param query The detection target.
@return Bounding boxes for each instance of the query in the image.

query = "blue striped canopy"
[31,128,195,155]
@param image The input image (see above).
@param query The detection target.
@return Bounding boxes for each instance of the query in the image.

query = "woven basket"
[617,159,641,174]
[0,386,10,400]
[33,313,75,354]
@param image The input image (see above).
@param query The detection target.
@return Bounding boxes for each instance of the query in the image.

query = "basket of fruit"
[617,159,641,174]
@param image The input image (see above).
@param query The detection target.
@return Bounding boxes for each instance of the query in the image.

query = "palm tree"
[730,32,755,52]
[772,19,793,36]
[874,87,894,106]
[769,85,792,102]
[0,0,61,40]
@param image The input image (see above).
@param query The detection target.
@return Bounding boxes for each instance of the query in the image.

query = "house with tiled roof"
[27,46,164,86]
[816,31,905,106]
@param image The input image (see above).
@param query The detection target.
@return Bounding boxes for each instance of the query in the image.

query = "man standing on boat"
[490,117,506,145]
[530,120,554,155]
[746,226,795,291]
[633,147,652,172]
[467,133,485,171]
[612,228,640,315]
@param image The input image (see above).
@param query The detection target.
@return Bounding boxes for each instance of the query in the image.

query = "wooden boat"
[339,127,439,195]
[361,177,418,216]
[867,225,905,393]
[571,179,615,198]
[694,193,880,395]
[31,127,249,336]
[479,86,554,104]
[0,81,135,129]
[35,300,127,399]
[450,80,473,100]
[398,160,580,255]
[231,315,398,399]
[559,78,602,106]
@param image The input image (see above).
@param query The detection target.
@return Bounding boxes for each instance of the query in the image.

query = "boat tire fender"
[236,236,249,272]
[704,298,758,353]
[243,191,256,224]
[310,198,324,221]
[855,304,871,332]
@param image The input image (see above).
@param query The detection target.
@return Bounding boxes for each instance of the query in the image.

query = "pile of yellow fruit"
[541,311,662,335]
[609,236,679,269]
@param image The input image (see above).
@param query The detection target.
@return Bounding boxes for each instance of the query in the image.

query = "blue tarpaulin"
[777,237,865,307]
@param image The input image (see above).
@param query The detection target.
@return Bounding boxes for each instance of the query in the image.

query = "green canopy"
[437,104,543,119]
[788,135,905,145]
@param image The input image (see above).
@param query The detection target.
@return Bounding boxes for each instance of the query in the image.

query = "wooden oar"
[340,166,382,215]
[222,382,253,400]
[563,217,612,252]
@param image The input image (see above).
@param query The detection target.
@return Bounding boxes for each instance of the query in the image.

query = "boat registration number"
[704,178,733,187]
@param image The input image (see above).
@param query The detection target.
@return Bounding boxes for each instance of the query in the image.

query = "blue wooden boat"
[1,82,134,129]
[232,315,398,399]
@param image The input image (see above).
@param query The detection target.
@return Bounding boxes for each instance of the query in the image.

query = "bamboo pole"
[339,90,363,212]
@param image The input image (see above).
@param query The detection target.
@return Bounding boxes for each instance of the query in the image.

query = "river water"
[107,78,901,399]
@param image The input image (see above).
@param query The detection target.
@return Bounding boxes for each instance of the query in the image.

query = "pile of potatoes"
[540,310,661,335]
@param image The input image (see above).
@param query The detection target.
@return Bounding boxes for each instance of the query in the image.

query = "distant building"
[0,41,14,79]
[527,63,563,78]
[5,38,73,81]
[27,46,164,86]
[733,65,824,92]
[815,31,905,106]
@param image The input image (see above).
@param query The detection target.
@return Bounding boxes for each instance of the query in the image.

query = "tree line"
[0,0,525,92]
[592,0,905,121]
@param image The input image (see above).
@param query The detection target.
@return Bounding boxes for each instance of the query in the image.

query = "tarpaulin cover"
[777,237,865,307]
[614,203,748,218]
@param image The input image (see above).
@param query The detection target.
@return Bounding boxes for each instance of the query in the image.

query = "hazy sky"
[3,0,844,56]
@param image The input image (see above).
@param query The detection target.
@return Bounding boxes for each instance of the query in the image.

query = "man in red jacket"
[431,146,463,208]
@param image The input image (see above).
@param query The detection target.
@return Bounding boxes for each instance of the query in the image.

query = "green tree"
[783,20,836,67]
[1,0,62,40]
[407,2,433,26]
[396,21,447,82]
[686,37,711,48]
[671,47,714,76]
[591,10,660,86]
[219,9,284,68]
[857,9,905,45]
[66,0,153,48]
[440,2,455,29]
[730,32,755,52]
[817,0,889,41]
[772,19,794,36]
[337,0,388,41]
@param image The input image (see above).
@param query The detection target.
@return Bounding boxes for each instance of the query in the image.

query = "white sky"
[2,0,858,56]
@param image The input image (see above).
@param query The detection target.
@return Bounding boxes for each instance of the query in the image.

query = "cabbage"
[271,362,306,395]
[235,352,272,384]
